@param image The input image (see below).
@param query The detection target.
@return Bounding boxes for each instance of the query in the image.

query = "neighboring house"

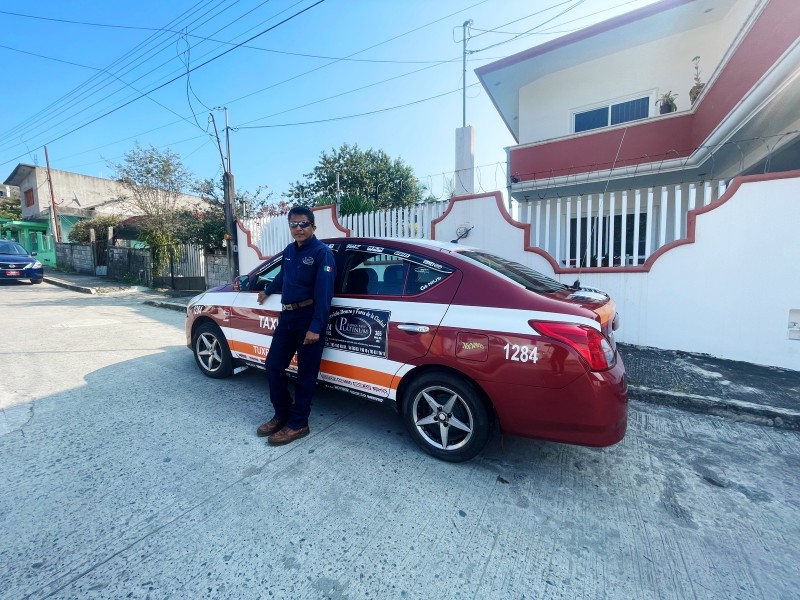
[3,163,205,242]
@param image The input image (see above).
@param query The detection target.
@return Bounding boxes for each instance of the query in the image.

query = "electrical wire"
[237,83,480,129]
[0,1,327,168]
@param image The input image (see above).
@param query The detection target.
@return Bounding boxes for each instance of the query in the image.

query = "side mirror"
[31,251,37,256]
[234,274,250,291]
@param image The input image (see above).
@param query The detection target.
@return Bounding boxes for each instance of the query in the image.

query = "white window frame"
[571,89,657,133]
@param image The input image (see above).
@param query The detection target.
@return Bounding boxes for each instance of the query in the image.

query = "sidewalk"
[42,268,800,431]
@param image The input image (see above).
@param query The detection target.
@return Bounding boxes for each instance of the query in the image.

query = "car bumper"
[486,354,629,447]
[0,267,43,282]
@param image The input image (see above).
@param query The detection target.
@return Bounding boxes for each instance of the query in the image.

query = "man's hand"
[257,291,269,305]
[303,331,320,345]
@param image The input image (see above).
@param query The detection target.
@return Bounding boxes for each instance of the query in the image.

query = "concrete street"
[1,282,799,600]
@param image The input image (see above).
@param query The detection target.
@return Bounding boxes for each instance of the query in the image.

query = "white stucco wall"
[433,178,799,371]
[571,176,800,370]
[517,3,751,143]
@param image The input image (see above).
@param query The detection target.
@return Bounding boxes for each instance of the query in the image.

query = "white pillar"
[455,126,475,196]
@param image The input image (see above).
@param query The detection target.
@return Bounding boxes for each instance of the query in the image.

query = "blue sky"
[0,0,658,202]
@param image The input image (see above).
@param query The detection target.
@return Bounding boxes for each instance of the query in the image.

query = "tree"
[67,215,121,244]
[192,177,276,220]
[109,144,193,248]
[286,144,424,212]
[0,192,22,220]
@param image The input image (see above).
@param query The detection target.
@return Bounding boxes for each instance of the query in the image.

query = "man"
[256,206,336,445]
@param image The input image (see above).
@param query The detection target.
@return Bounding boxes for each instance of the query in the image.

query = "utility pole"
[44,146,62,243]
[462,19,472,128]
[221,108,239,280]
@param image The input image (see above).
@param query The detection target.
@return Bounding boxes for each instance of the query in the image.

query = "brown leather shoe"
[267,426,310,446]
[257,418,285,437]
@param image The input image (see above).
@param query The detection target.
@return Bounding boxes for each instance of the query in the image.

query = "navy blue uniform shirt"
[264,236,336,334]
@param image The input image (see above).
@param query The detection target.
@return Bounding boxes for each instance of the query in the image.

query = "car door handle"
[397,323,430,333]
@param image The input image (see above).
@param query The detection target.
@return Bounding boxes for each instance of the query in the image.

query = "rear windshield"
[458,250,567,294]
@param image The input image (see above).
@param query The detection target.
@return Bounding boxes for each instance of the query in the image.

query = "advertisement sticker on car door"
[326,306,390,357]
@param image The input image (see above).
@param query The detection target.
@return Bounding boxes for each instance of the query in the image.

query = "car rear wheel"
[192,322,233,379]
[401,372,491,462]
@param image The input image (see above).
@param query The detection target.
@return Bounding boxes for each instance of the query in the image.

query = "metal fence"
[242,201,450,258]
[510,180,729,268]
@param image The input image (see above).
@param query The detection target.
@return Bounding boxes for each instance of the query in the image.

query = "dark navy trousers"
[265,305,326,430]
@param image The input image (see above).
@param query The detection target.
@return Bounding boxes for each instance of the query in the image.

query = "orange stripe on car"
[320,360,396,389]
[229,340,398,390]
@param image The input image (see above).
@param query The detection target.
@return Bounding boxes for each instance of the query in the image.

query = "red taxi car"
[186,238,627,462]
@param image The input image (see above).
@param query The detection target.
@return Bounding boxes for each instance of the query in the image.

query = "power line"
[0,1,327,169]
[4,0,490,167]
[0,0,228,145]
[468,0,588,55]
[237,83,480,129]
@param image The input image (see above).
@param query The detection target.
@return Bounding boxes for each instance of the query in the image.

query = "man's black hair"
[287,206,314,224]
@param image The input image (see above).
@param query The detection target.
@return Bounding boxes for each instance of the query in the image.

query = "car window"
[457,250,567,293]
[253,258,282,291]
[338,245,454,296]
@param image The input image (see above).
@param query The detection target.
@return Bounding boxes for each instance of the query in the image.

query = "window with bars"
[569,213,648,266]
[574,97,649,133]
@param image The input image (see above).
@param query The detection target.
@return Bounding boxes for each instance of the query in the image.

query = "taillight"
[530,320,615,371]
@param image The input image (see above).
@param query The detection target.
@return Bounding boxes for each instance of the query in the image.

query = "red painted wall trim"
[235,204,352,265]
[432,192,565,272]
[546,170,800,274]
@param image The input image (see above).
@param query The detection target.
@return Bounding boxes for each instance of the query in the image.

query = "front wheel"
[401,372,491,462]
[192,322,233,379]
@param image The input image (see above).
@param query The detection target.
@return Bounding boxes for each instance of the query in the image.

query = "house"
[3,164,206,264]
[464,0,800,369]
[477,0,799,198]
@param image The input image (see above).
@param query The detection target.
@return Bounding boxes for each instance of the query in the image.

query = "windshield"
[0,242,27,255]
[458,250,567,294]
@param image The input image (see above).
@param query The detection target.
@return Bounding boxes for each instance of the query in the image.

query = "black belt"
[282,299,314,311]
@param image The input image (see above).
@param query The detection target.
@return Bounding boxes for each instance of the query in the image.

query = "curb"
[629,385,800,431]
[143,299,188,313]
[43,277,97,295]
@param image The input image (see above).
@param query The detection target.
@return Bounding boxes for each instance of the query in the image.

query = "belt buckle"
[282,303,292,311]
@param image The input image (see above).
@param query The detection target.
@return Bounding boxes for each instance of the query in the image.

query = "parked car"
[0,241,43,284]
[185,238,627,461]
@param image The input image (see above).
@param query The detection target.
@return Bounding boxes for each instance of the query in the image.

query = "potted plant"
[689,55,705,104]
[655,91,678,114]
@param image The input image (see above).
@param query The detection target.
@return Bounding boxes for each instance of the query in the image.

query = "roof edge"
[475,0,695,77]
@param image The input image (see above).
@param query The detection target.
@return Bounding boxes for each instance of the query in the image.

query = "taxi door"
[320,243,461,401]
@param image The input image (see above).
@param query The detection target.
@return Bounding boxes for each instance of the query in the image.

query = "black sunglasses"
[288,221,313,229]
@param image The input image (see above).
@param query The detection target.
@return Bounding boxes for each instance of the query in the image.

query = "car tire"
[31,279,42,284]
[401,372,491,462]
[192,322,233,379]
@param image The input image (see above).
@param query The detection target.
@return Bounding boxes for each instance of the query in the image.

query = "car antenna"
[450,226,474,244]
